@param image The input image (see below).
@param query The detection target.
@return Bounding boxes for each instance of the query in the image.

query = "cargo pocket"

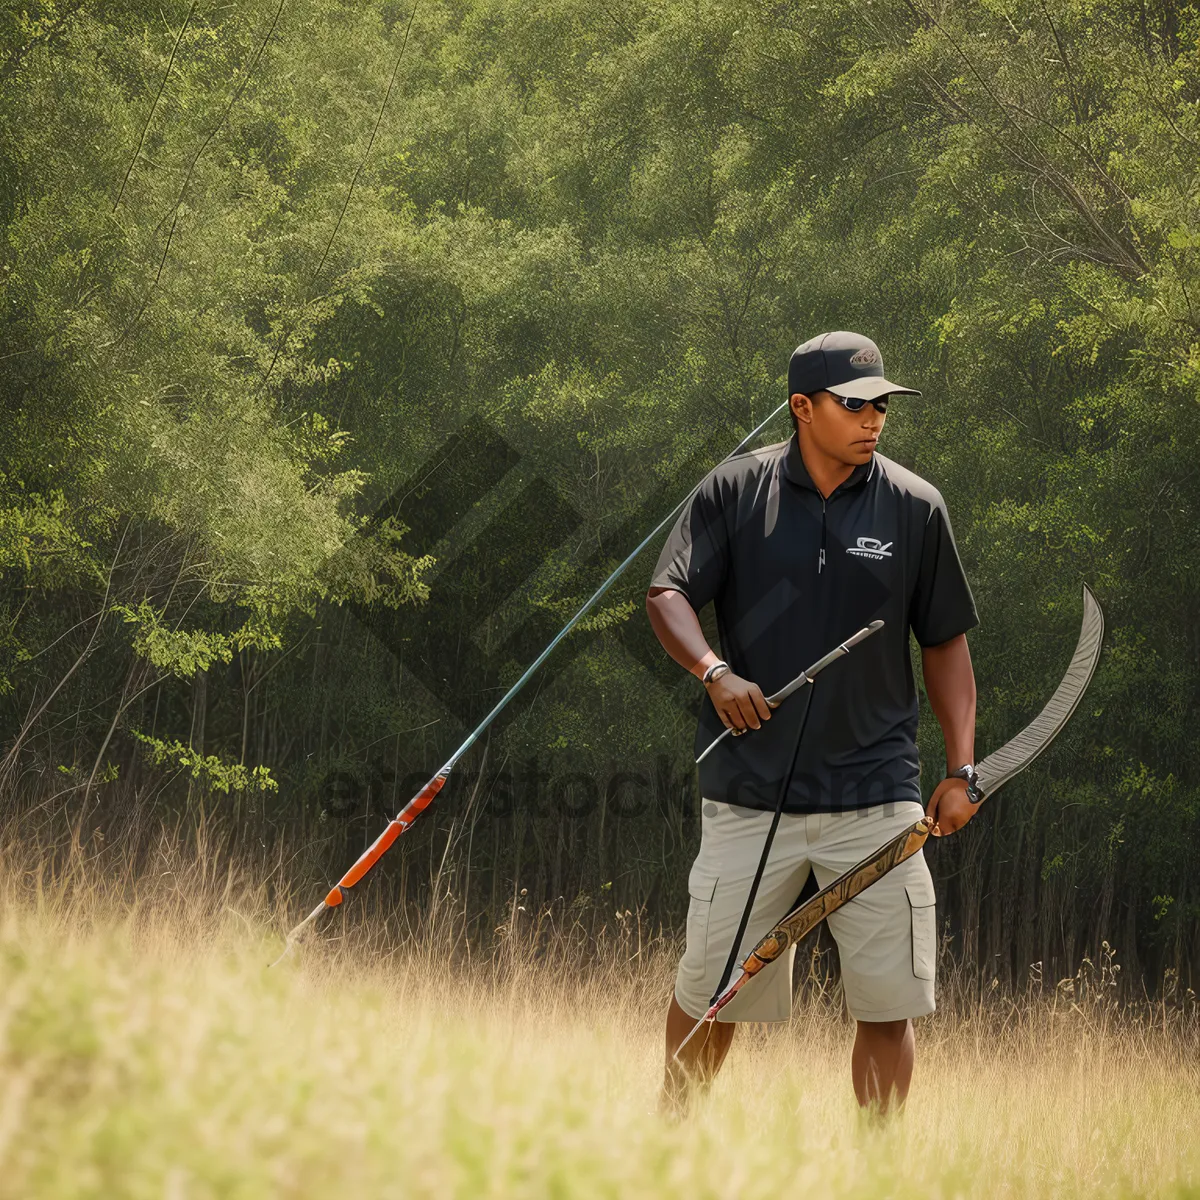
[685,862,720,963]
[905,877,937,981]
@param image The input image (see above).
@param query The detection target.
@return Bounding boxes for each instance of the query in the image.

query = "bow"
[274,400,793,960]
[675,582,1105,1056]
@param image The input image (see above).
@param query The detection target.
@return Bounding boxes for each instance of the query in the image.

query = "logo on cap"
[849,347,881,367]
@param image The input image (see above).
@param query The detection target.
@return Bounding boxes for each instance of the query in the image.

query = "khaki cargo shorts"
[675,799,936,1023]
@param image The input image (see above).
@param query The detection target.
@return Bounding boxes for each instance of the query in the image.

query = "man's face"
[790,389,887,465]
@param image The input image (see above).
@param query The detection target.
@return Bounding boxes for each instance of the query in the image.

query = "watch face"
[954,765,982,799]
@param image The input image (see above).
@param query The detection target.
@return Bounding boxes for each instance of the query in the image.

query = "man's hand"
[705,671,776,734]
[924,776,978,837]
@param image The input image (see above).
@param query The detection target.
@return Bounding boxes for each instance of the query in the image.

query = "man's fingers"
[944,808,970,835]
[708,678,775,735]
[925,793,941,836]
[723,700,750,733]
[927,783,976,837]
[717,705,744,734]
[734,695,763,730]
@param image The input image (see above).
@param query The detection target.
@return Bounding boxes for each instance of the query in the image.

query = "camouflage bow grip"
[721,818,930,1009]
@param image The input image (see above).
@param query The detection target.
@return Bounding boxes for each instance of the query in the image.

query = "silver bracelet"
[702,661,730,685]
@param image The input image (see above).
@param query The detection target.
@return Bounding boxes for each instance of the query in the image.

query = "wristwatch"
[702,660,730,685]
[947,763,983,805]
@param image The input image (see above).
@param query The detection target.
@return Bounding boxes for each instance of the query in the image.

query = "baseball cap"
[787,331,921,402]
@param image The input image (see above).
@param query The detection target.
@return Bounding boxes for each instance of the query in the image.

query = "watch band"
[947,763,983,804]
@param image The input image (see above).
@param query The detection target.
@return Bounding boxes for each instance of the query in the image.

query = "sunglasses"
[828,391,890,414]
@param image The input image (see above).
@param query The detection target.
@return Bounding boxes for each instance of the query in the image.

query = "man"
[647,330,980,1116]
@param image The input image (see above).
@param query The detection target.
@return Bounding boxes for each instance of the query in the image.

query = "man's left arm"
[921,632,978,836]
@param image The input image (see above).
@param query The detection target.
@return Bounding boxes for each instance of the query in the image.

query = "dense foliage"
[2,0,1198,990]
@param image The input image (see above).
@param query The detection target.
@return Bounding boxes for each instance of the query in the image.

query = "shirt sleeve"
[909,492,978,647]
[648,472,729,611]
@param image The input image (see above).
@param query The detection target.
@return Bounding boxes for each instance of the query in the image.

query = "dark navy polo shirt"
[649,436,978,813]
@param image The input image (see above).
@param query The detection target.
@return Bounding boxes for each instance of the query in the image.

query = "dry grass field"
[0,824,1197,1200]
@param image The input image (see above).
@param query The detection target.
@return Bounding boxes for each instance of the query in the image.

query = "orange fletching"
[339,820,404,890]
[292,772,452,939]
[329,775,449,895]
[401,773,447,818]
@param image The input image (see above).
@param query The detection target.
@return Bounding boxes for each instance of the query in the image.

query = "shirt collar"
[781,435,876,495]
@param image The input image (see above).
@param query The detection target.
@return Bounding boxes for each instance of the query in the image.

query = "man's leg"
[659,994,736,1116]
[665,801,811,1116]
[811,803,936,1116]
[852,1017,914,1114]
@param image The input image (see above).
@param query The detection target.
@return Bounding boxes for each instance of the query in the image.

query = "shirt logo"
[847,536,893,560]
[849,346,881,367]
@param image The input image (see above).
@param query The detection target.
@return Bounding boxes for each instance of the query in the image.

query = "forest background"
[2,0,1198,997]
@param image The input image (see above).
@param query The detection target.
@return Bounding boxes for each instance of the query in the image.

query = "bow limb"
[672,969,754,1061]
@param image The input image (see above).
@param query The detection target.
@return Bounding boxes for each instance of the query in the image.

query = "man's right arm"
[645,586,774,733]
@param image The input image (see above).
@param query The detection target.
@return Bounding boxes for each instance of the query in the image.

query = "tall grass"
[0,810,1197,1199]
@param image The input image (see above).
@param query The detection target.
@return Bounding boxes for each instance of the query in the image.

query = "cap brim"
[829,376,922,400]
